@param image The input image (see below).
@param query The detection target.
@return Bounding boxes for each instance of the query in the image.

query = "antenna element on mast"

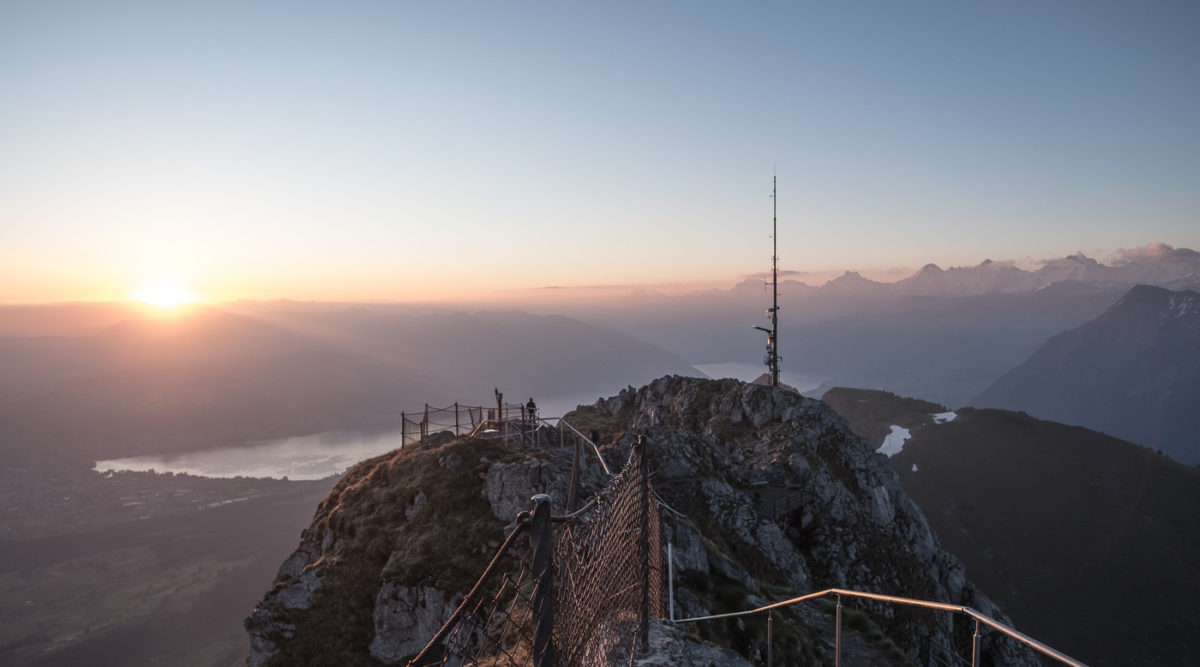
[752,176,781,387]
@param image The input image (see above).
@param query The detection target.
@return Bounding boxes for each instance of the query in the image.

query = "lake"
[91,395,605,480]
[93,429,410,480]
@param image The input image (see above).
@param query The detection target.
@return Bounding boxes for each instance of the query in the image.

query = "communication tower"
[752,176,781,387]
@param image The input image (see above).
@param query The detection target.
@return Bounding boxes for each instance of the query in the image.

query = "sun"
[133,278,198,309]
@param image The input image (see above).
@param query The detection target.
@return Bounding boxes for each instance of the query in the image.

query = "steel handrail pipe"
[551,496,598,522]
[406,519,529,666]
[672,587,1087,667]
[825,589,1086,667]
[672,588,830,623]
[557,418,613,476]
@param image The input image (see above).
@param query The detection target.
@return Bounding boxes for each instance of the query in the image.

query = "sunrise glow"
[133,279,197,309]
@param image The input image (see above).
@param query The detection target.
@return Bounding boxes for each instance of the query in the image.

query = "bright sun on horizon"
[132,279,198,309]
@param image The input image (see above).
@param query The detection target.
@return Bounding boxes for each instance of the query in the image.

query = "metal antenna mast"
[753,175,781,387]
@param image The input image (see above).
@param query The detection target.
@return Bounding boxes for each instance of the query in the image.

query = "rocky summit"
[245,375,1038,666]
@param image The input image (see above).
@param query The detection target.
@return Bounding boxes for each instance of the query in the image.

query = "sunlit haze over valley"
[2,2,1198,666]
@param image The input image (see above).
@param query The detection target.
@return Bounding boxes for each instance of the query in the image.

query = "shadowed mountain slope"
[824,386,1200,667]
[972,284,1200,464]
[787,281,1130,407]
[0,306,694,465]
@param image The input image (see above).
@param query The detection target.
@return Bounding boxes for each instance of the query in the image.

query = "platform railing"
[673,587,1088,667]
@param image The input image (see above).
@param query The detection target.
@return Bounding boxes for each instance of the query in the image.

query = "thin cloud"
[1110,243,1199,265]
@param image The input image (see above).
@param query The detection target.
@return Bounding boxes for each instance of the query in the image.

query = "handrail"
[674,587,1087,667]
[551,496,597,522]
[407,520,528,666]
[557,418,612,476]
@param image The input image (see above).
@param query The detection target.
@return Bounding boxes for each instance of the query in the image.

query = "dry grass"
[268,436,532,666]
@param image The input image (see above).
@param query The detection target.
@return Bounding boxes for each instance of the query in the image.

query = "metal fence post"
[421,404,429,444]
[566,432,581,513]
[529,494,555,667]
[637,435,651,655]
[835,594,842,667]
[667,539,675,623]
[972,618,981,667]
[767,609,773,667]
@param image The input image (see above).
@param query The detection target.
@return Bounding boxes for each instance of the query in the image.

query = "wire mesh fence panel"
[409,440,663,667]
[402,404,494,447]
[552,442,662,667]
[402,412,423,447]
[425,405,466,435]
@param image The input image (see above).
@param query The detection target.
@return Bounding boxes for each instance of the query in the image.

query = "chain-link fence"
[402,402,549,447]
[407,437,660,667]
[400,403,486,446]
[552,440,662,666]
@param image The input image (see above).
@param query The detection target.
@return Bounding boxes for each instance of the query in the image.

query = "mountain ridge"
[823,386,1200,667]
[725,243,1200,299]
[0,306,695,466]
[972,284,1200,463]
[245,376,1040,666]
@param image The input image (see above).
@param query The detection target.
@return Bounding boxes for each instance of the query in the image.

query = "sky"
[2,1,1198,303]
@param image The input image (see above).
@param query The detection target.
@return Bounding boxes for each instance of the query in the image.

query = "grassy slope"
[266,435,525,666]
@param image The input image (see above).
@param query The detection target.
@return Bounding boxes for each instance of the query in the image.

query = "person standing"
[525,397,537,425]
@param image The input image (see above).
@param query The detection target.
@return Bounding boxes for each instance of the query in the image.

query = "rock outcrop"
[246,376,1037,665]
[588,376,1034,666]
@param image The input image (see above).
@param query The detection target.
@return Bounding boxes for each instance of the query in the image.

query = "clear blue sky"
[2,1,1197,302]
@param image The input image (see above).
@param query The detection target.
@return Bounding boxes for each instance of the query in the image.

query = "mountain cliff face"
[824,386,1200,666]
[245,376,1036,665]
[972,284,1200,464]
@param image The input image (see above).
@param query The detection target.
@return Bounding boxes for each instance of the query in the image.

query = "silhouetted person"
[589,428,599,444]
[525,397,537,426]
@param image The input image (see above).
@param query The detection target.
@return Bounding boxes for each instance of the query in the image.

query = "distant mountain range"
[809,242,1200,298]
[972,284,1200,464]
[823,387,1200,667]
[4,242,1197,458]
[0,306,693,465]
[717,242,1200,311]
[548,243,1200,407]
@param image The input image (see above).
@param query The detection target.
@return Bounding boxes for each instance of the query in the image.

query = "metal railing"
[397,398,1084,667]
[400,402,487,446]
[395,395,613,477]
[555,418,612,476]
[674,587,1088,667]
